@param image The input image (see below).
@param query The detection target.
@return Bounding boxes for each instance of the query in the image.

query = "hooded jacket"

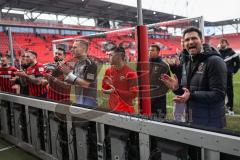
[219,47,240,74]
[149,57,170,98]
[175,44,227,128]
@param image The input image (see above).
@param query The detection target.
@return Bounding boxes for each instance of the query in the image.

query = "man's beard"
[222,46,227,50]
[28,61,34,66]
[21,63,30,69]
[2,64,7,68]
[54,57,63,63]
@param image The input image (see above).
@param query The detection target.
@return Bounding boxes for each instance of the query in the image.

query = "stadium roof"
[0,0,184,24]
[1,0,239,27]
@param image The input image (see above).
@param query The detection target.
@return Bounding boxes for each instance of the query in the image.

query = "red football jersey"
[46,60,75,102]
[102,64,138,113]
[26,63,47,97]
[47,73,70,102]
[0,66,17,93]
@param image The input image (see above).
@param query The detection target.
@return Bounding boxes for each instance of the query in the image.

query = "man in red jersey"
[0,56,17,93]
[11,52,30,95]
[102,47,138,114]
[15,50,47,98]
[44,48,71,102]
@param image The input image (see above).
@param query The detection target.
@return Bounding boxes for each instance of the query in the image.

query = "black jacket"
[149,57,170,98]
[170,49,189,84]
[169,62,182,84]
[219,47,240,74]
[175,44,227,128]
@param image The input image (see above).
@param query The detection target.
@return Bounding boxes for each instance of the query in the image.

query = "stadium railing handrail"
[0,92,240,159]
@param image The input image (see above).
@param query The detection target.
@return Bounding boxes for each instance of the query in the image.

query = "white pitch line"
[0,145,15,152]
[226,114,240,117]
[167,105,173,108]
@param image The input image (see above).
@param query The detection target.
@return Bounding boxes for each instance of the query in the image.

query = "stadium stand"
[209,33,240,51]
[0,32,181,63]
[1,1,240,160]
[1,30,240,64]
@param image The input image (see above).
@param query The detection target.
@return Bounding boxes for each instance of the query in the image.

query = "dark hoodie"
[149,57,170,98]
[219,47,240,74]
[175,44,227,128]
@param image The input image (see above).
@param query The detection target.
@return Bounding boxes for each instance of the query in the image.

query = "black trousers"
[226,73,234,111]
[151,95,167,119]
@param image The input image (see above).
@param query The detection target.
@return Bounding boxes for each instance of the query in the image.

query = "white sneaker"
[228,110,235,116]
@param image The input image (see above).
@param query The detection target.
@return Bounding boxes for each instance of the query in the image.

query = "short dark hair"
[6,54,11,60]
[220,38,229,45]
[57,47,66,54]
[111,46,125,60]
[2,55,11,60]
[150,44,160,52]
[27,50,38,58]
[75,39,89,49]
[183,26,202,39]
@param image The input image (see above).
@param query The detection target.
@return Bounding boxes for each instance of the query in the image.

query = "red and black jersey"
[26,63,47,97]
[47,71,70,102]
[0,66,18,93]
[45,60,75,102]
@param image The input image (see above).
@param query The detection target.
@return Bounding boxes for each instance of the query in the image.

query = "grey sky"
[103,0,240,22]
[2,0,239,25]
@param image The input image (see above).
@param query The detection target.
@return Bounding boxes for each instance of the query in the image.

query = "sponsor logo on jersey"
[39,67,44,72]
[87,73,95,80]
[120,76,125,80]
[197,62,205,73]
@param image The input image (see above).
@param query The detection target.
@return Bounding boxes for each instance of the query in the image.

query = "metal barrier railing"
[1,92,240,160]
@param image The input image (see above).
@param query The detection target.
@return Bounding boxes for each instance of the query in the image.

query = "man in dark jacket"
[167,40,188,122]
[218,38,240,115]
[161,27,227,128]
[149,44,170,119]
